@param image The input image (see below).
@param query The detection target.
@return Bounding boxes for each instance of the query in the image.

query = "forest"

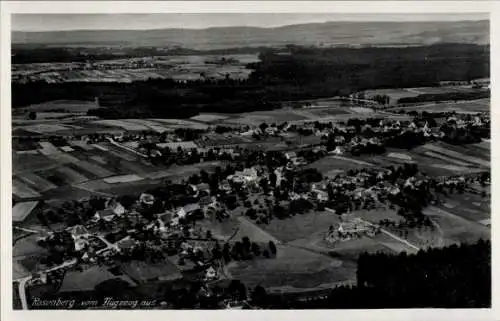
[12,44,490,118]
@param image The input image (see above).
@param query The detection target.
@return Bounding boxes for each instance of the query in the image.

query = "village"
[12,105,491,309]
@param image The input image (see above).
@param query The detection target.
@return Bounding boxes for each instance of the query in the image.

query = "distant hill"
[12,20,489,49]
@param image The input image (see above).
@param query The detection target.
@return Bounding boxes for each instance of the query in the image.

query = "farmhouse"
[176,203,201,218]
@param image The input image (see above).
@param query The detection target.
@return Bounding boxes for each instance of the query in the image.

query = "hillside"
[12,20,489,49]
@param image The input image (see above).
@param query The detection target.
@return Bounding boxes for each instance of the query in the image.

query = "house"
[140,193,155,206]
[66,225,89,239]
[285,151,297,160]
[96,209,116,222]
[204,266,217,281]
[176,203,201,218]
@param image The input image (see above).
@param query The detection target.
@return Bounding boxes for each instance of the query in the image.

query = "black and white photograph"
[2,1,494,315]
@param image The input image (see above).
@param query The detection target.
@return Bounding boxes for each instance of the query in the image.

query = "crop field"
[386,152,413,161]
[46,152,80,164]
[21,124,72,135]
[222,110,308,126]
[55,166,90,184]
[408,87,484,95]
[190,114,230,123]
[12,153,57,174]
[227,244,356,290]
[93,119,150,131]
[150,118,209,130]
[38,142,60,155]
[15,172,57,192]
[104,174,143,184]
[12,179,41,198]
[421,144,489,168]
[72,160,114,178]
[388,98,489,113]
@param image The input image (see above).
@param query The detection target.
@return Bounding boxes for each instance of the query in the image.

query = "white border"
[1,2,498,321]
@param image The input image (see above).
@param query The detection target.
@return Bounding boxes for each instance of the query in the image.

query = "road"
[16,258,78,310]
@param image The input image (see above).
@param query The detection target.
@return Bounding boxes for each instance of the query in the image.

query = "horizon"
[12,13,489,32]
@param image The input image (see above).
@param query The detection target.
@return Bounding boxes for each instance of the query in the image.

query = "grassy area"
[227,244,355,290]
[423,206,490,246]
[262,211,342,243]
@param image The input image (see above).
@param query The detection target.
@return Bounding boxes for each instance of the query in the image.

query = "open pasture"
[262,211,342,244]
[231,217,280,244]
[423,206,490,246]
[438,193,490,223]
[227,244,355,290]
[307,155,374,175]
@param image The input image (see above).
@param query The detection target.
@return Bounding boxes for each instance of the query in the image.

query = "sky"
[12,13,489,32]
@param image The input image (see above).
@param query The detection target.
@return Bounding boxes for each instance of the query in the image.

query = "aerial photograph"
[11,12,490,310]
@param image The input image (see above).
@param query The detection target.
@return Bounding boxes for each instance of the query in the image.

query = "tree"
[28,111,37,120]
[251,285,268,306]
[268,241,277,256]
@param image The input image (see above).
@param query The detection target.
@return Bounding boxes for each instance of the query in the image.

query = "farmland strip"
[423,151,471,166]
[56,166,89,184]
[423,144,489,167]
[13,179,41,198]
[16,172,57,192]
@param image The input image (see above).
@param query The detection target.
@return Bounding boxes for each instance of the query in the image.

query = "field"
[12,179,41,199]
[227,244,356,290]
[15,172,57,192]
[13,54,258,84]
[363,88,420,104]
[387,98,490,113]
[190,114,230,123]
[222,110,309,126]
[307,155,374,176]
[423,206,490,246]
[13,100,97,113]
